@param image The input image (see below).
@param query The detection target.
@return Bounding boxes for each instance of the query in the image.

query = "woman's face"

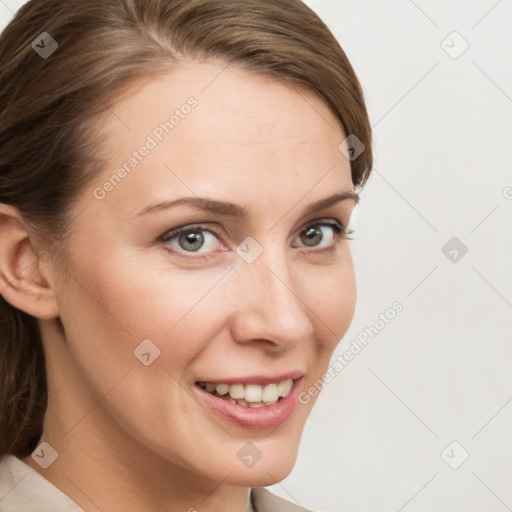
[45,61,358,486]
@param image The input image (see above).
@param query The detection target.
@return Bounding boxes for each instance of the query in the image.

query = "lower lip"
[194,378,302,430]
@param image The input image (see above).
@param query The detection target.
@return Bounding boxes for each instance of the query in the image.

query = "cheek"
[304,251,357,351]
[56,242,251,399]
[53,252,236,452]
[58,257,223,358]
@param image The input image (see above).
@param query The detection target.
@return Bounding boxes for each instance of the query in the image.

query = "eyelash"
[159,219,354,260]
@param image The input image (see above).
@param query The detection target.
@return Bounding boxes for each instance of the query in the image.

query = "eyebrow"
[136,190,359,218]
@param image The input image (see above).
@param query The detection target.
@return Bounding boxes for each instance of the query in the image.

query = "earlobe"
[0,204,60,319]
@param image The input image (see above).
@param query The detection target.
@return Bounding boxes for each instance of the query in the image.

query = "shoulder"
[251,487,314,512]
[0,454,84,511]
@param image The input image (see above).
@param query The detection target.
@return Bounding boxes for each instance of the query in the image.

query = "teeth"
[200,378,294,408]
[216,383,229,395]
[229,384,245,399]
[244,384,262,403]
[278,379,293,397]
[262,383,279,403]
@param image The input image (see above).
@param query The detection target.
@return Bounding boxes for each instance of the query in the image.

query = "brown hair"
[0,0,372,457]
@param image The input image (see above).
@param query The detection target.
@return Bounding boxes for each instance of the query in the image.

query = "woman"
[0,0,372,510]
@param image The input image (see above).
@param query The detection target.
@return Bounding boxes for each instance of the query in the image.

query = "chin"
[215,436,301,487]
[224,458,297,487]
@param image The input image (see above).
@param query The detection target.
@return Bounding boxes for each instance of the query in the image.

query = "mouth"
[194,374,303,430]
[196,378,294,408]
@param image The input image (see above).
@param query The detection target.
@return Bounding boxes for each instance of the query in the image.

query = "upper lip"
[195,371,304,386]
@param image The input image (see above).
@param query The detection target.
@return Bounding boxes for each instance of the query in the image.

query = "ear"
[0,204,59,319]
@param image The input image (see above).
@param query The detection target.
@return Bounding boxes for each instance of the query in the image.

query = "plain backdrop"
[1,1,511,511]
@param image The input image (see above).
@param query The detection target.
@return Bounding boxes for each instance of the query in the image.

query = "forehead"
[89,61,353,216]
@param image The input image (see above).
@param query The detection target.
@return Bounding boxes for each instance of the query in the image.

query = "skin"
[0,61,358,512]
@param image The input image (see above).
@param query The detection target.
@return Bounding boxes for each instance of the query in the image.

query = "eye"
[159,219,353,259]
[293,220,352,249]
[161,225,222,254]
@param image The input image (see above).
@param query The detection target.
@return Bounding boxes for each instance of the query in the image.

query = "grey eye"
[178,231,205,251]
[164,228,219,254]
[300,226,323,246]
[297,224,336,248]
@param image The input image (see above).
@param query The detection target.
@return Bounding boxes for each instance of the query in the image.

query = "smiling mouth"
[196,379,294,408]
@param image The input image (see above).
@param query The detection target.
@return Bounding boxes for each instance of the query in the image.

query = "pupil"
[302,227,322,246]
[179,231,204,251]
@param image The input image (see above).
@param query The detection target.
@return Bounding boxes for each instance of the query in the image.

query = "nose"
[229,251,314,351]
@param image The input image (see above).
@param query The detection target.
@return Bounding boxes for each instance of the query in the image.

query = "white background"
[1,1,511,511]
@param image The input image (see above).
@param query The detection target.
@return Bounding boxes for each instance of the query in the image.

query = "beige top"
[0,455,311,511]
